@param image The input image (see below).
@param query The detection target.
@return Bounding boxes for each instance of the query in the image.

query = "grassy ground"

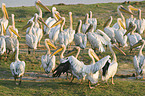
[0,1,145,95]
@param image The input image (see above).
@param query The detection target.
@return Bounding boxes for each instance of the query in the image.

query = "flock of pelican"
[0,0,144,89]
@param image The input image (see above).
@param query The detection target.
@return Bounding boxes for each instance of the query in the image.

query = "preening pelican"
[88,11,97,31]
[10,47,25,85]
[52,46,111,88]
[102,43,126,84]
[135,9,145,34]
[0,22,6,56]
[126,5,138,30]
[74,20,87,49]
[124,22,142,49]
[41,39,57,74]
[0,3,9,31]
[113,5,133,29]
[131,40,145,79]
[82,13,90,33]
[103,16,116,42]
[6,14,18,38]
[114,18,128,47]
[5,26,20,54]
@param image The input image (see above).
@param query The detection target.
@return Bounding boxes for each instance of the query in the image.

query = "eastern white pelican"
[131,39,145,79]
[135,9,145,34]
[10,47,25,85]
[5,26,20,54]
[0,3,9,31]
[6,14,18,38]
[113,5,133,29]
[103,16,116,42]
[52,46,111,89]
[82,13,90,33]
[126,5,138,30]
[114,18,128,47]
[41,39,57,74]
[74,20,87,49]
[102,43,126,84]
[0,22,6,56]
[88,11,97,31]
[124,22,142,49]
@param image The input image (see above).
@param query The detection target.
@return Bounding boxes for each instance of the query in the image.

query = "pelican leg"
[66,72,68,80]
[88,80,95,89]
[19,76,22,85]
[111,77,115,85]
[28,46,31,54]
[70,76,74,83]
[15,77,18,85]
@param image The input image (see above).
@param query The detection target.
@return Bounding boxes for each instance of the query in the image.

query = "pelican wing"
[0,37,6,55]
[133,55,141,74]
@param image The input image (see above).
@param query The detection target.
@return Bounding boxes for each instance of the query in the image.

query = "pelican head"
[45,39,57,49]
[103,16,112,28]
[130,39,145,49]
[124,22,136,36]
[65,46,80,57]
[9,26,21,38]
[35,0,51,12]
[88,48,100,61]
[75,20,82,33]
[22,21,33,30]
[51,44,66,56]
[117,18,126,29]
[85,24,94,33]
[50,17,65,28]
[118,5,133,15]
[127,5,138,13]
[2,3,9,19]
[111,43,126,55]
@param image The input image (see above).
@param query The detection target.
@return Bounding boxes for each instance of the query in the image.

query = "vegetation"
[0,1,145,95]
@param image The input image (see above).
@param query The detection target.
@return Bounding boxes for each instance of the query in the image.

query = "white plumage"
[88,11,97,31]
[82,13,90,33]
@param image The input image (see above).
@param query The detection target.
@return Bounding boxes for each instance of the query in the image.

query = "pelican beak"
[124,23,135,36]
[51,46,63,56]
[22,22,32,30]
[103,16,112,28]
[2,3,9,19]
[131,39,144,49]
[55,13,61,20]
[113,44,126,55]
[38,17,49,28]
[90,49,100,61]
[65,48,77,57]
[2,24,6,34]
[50,18,63,28]
[85,24,93,34]
[118,18,126,29]
[9,26,21,39]
[119,6,133,14]
[128,5,138,11]
[45,39,57,49]
[35,0,51,12]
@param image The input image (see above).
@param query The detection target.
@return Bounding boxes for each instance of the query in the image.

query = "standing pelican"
[114,18,128,47]
[6,14,18,38]
[0,3,9,31]
[113,5,133,29]
[74,20,87,49]
[102,43,126,84]
[131,40,145,79]
[126,5,138,30]
[10,47,25,85]
[124,22,142,49]
[41,39,57,74]
[0,22,6,56]
[135,9,145,34]
[5,26,20,54]
[82,13,90,33]
[88,11,97,31]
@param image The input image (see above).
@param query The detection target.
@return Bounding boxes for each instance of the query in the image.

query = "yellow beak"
[50,18,63,28]
[22,21,32,30]
[113,44,126,56]
[2,3,9,19]
[119,6,133,15]
[9,26,21,39]
[131,40,144,49]
[35,0,51,12]
[90,49,100,61]
[51,47,63,56]
[45,39,57,49]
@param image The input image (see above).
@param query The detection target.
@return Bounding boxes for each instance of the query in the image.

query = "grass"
[0,1,145,95]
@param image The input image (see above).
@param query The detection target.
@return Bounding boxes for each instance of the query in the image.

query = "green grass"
[0,1,145,95]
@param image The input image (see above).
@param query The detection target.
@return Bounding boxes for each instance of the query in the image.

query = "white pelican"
[0,22,6,56]
[131,40,145,79]
[64,12,75,44]
[41,39,57,74]
[82,13,90,33]
[102,43,126,84]
[126,5,138,30]
[86,24,106,52]
[135,9,145,34]
[0,3,9,31]
[5,26,20,54]
[113,5,133,29]
[124,22,142,49]
[51,17,69,46]
[103,16,116,42]
[6,14,18,38]
[74,20,87,49]
[10,47,25,85]
[88,11,97,31]
[114,18,128,47]
[52,46,111,89]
